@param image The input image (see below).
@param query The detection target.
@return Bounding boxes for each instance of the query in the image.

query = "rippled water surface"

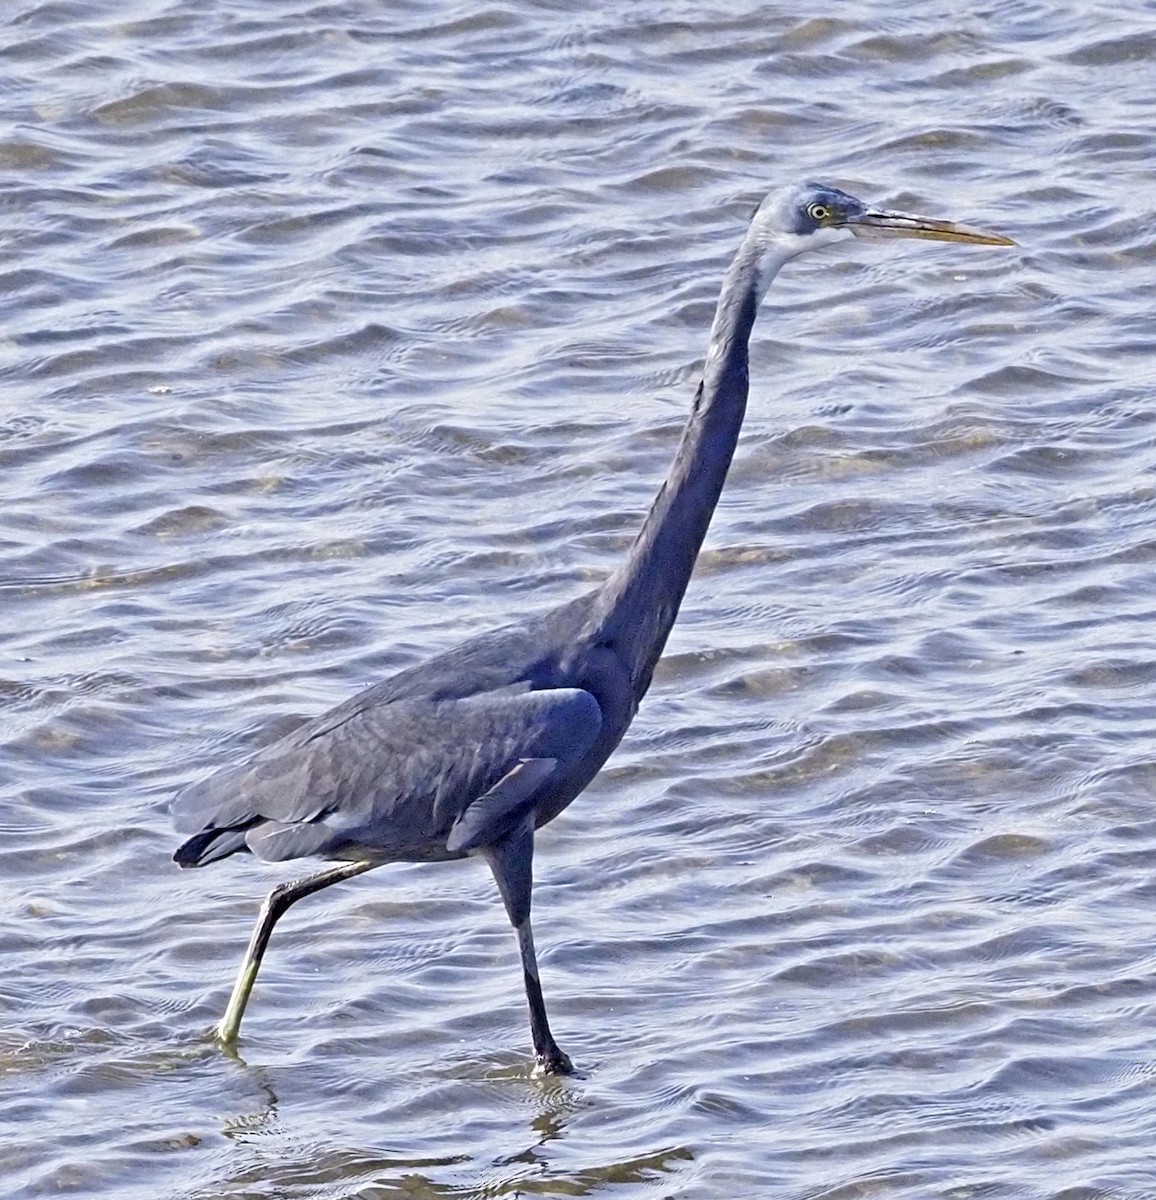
[3,1,1156,1197]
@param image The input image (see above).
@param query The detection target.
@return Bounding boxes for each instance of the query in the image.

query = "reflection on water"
[2,1,1156,1198]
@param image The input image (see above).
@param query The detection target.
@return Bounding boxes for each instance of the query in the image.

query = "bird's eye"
[807,203,830,222]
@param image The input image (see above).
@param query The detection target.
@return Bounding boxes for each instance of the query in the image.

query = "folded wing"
[171,686,602,868]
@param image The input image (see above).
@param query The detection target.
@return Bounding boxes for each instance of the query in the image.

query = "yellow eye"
[807,203,830,222]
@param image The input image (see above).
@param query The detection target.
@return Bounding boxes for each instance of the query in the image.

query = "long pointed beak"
[845,208,1015,247]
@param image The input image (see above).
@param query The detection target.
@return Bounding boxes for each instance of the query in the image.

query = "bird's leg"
[483,824,574,1076]
[514,916,573,1076]
[216,859,375,1045]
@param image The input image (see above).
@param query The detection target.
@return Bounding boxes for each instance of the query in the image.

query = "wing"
[445,756,558,853]
[172,686,602,867]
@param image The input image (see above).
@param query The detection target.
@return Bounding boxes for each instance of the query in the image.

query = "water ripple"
[2,1,1155,1198]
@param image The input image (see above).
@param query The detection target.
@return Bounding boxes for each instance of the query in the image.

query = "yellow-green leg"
[216,860,375,1045]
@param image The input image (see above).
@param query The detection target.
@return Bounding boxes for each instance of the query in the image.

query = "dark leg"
[513,916,574,1075]
[483,825,574,1076]
[216,860,375,1045]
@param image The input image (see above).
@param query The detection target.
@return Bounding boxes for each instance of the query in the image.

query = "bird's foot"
[532,1047,576,1077]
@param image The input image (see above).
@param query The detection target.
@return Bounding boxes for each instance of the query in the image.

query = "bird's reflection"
[209,1043,691,1197]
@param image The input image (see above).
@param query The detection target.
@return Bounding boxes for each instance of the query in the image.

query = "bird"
[172,182,1013,1075]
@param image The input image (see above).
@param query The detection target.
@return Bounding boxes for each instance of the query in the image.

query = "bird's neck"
[589,235,780,701]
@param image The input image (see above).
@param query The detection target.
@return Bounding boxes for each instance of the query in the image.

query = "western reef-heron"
[172,182,1013,1074]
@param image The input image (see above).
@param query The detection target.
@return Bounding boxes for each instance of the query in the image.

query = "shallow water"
[2,1,1156,1197]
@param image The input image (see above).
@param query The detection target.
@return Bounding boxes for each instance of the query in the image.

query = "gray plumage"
[171,183,1013,1074]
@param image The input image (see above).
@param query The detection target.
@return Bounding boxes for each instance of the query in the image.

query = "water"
[2,1,1155,1196]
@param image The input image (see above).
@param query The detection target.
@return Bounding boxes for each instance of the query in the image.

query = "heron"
[172,182,1013,1075]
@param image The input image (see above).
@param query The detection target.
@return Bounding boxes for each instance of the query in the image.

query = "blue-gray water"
[2,2,1155,1197]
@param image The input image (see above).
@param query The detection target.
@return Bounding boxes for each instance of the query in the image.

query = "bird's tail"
[173,826,250,868]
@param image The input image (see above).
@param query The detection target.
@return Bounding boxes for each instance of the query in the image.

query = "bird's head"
[705,181,1013,371]
[747,181,1014,280]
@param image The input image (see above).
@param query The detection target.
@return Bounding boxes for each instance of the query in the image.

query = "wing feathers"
[446,757,557,853]
[171,685,602,868]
